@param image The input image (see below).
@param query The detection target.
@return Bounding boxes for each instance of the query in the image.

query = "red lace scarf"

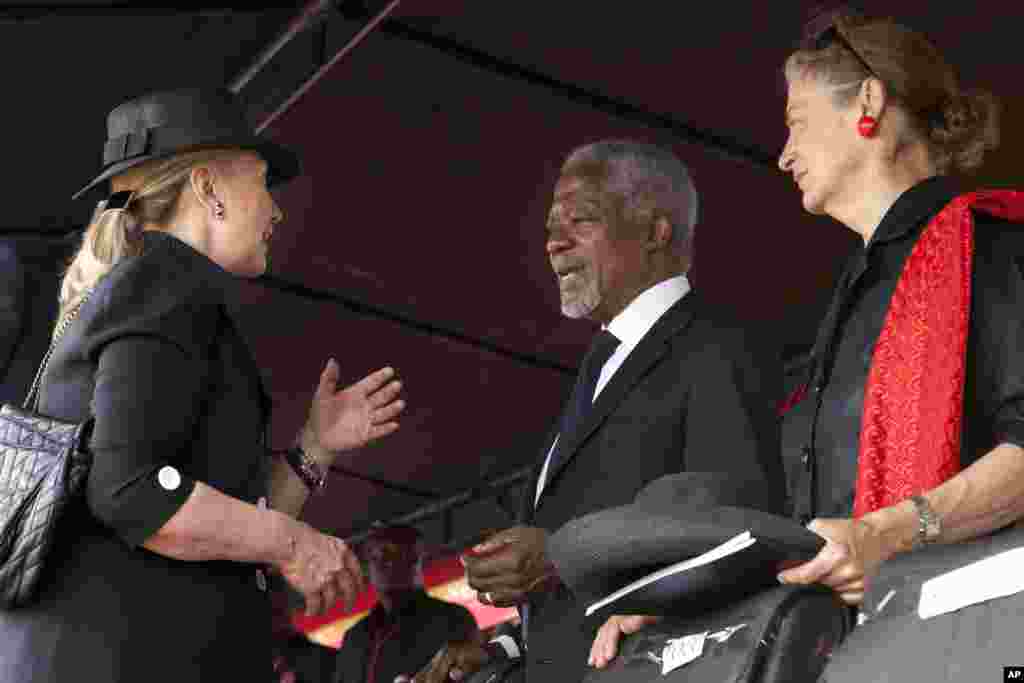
[781,191,1024,517]
[855,191,1024,516]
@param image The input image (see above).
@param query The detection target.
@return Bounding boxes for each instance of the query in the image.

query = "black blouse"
[0,231,275,682]
[784,177,1024,521]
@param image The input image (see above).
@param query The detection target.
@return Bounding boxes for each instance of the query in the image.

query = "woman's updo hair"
[784,9,1000,175]
[57,147,241,323]
[931,89,1000,172]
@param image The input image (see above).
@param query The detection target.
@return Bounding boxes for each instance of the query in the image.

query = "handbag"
[0,291,94,608]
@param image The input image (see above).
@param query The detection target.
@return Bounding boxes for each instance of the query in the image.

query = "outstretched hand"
[462,526,558,607]
[308,360,405,454]
[273,518,364,617]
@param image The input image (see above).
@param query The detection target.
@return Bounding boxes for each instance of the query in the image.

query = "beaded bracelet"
[281,445,327,493]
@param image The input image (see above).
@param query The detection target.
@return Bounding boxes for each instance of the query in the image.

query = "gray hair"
[563,140,699,254]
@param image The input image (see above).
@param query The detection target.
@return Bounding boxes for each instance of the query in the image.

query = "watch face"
[923,501,940,540]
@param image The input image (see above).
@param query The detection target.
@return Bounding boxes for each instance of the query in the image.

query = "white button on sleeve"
[157,466,182,491]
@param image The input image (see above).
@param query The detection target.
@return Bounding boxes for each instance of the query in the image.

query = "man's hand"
[777,517,893,605]
[411,639,491,683]
[589,615,662,669]
[462,526,557,607]
[307,361,404,454]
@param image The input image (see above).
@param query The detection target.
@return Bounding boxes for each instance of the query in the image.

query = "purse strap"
[23,289,94,412]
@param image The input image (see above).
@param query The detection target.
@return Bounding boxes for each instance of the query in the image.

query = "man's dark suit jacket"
[516,290,784,683]
[279,633,341,683]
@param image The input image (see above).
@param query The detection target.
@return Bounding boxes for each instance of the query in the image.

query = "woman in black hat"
[0,88,406,682]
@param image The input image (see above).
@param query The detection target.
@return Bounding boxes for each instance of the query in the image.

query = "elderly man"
[414,140,786,683]
[333,525,477,683]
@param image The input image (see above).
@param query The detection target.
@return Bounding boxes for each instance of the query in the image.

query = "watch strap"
[910,494,940,545]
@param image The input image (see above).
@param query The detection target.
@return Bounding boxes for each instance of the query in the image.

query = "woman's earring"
[213,200,225,220]
[857,113,879,138]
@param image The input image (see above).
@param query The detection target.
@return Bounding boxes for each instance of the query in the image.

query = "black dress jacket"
[332,590,477,683]
[516,291,785,683]
[783,177,1024,521]
[0,231,274,682]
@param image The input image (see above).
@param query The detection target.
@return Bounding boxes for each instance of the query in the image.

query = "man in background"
[333,525,478,683]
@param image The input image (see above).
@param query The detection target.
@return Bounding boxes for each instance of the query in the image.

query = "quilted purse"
[0,291,94,608]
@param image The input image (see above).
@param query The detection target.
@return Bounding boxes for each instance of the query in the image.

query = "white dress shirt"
[535,275,691,504]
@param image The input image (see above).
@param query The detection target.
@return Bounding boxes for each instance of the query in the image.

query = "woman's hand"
[273,516,365,616]
[777,517,893,605]
[307,360,404,454]
[589,615,663,669]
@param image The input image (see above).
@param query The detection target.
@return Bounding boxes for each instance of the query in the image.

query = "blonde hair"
[57,148,241,325]
[783,11,1000,174]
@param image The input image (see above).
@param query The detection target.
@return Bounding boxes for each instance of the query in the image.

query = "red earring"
[858,115,879,138]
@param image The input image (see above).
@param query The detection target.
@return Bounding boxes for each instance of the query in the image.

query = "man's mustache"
[551,259,588,274]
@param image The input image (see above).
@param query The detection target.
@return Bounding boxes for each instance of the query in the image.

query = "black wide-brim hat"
[546,472,824,618]
[72,87,302,201]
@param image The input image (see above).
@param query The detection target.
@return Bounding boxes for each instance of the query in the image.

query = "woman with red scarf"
[590,9,1024,674]
[775,6,1024,612]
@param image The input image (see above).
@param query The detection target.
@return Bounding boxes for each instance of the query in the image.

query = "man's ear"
[648,215,674,252]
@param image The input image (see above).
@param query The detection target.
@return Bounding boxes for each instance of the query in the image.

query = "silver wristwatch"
[910,495,941,546]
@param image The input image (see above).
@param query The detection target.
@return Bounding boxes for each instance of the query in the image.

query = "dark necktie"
[546,329,621,481]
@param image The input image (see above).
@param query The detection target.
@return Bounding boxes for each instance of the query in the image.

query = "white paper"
[707,623,747,643]
[661,631,706,675]
[918,546,1024,620]
[875,589,896,614]
[585,531,755,617]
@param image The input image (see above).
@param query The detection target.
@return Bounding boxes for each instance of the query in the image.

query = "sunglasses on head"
[800,7,876,79]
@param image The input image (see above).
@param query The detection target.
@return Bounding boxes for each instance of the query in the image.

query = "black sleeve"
[80,254,221,547]
[85,335,205,546]
[449,603,478,642]
[971,223,1024,452]
[682,319,787,514]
